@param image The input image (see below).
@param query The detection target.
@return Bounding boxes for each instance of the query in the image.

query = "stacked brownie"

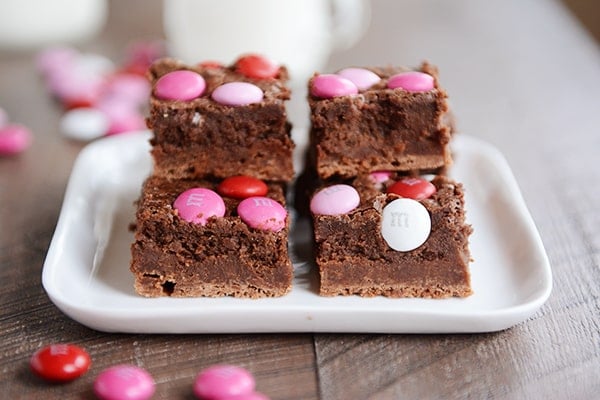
[130,55,295,298]
[304,62,473,298]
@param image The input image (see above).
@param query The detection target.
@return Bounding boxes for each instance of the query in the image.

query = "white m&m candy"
[381,198,431,251]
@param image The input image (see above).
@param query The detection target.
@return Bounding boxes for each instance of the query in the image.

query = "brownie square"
[308,62,452,179]
[130,175,293,298]
[311,174,472,298]
[147,58,295,182]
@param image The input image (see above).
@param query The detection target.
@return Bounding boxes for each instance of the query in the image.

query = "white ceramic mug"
[163,0,370,86]
[0,0,107,49]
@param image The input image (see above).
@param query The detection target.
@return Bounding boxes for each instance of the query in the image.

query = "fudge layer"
[312,175,472,298]
[308,62,452,179]
[147,58,295,182]
[130,175,293,298]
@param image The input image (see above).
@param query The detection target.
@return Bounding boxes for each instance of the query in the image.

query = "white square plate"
[42,131,552,333]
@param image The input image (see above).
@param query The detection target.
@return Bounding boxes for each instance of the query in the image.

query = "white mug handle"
[329,0,371,51]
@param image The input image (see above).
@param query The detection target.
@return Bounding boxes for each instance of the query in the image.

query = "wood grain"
[1,0,599,399]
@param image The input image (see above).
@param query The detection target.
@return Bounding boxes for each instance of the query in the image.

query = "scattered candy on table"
[0,106,33,156]
[29,344,91,382]
[28,342,270,399]
[193,365,257,400]
[36,41,164,141]
[93,364,155,400]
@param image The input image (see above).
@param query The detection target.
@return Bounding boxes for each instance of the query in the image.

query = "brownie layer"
[147,58,294,182]
[312,175,472,298]
[308,62,452,179]
[130,175,293,298]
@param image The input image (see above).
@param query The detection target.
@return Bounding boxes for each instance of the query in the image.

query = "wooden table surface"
[1,0,598,398]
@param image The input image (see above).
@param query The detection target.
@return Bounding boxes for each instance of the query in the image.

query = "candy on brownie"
[130,175,293,298]
[147,56,294,182]
[308,62,452,179]
[309,173,472,298]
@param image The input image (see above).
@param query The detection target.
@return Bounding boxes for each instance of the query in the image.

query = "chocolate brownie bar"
[130,175,293,298]
[310,174,472,298]
[308,62,452,179]
[147,57,295,182]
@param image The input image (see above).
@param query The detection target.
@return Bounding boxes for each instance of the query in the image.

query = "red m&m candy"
[217,176,268,199]
[30,343,91,382]
[387,178,436,200]
[235,54,280,79]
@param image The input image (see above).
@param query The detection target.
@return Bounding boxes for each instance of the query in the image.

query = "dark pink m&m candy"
[387,71,434,92]
[237,197,287,232]
[387,178,436,200]
[30,344,91,382]
[217,175,269,199]
[311,74,358,99]
[154,70,206,101]
[94,365,155,400]
[194,365,256,400]
[174,188,226,225]
[0,124,32,155]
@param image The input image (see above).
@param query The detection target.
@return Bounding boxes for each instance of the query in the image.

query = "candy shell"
[94,365,155,400]
[194,365,255,400]
[217,175,269,199]
[60,107,109,141]
[310,184,360,216]
[387,178,436,200]
[381,198,431,251]
[237,197,287,232]
[174,188,226,225]
[0,124,32,155]
[337,67,381,90]
[30,344,91,382]
[154,70,206,101]
[211,82,264,106]
[310,74,358,98]
[235,54,280,79]
[387,71,434,92]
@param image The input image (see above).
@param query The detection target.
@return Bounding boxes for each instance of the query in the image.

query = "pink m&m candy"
[387,178,436,200]
[30,344,91,382]
[369,170,392,184]
[217,175,268,199]
[310,184,360,216]
[211,82,264,106]
[174,188,226,225]
[337,68,381,90]
[194,365,256,400]
[237,197,287,232]
[94,365,155,400]
[154,70,206,101]
[310,74,358,98]
[0,124,33,155]
[387,71,434,92]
